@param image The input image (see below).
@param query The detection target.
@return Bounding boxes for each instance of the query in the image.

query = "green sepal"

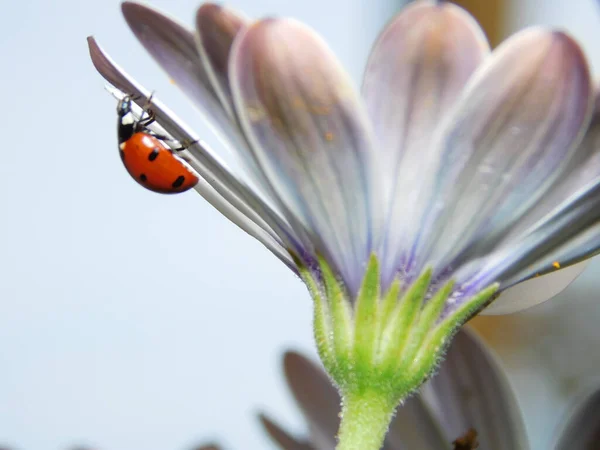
[378,268,432,377]
[352,254,380,385]
[319,256,354,386]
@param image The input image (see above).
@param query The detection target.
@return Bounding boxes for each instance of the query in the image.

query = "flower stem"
[337,390,396,450]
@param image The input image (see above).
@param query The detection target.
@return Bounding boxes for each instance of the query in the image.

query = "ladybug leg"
[147,131,172,141]
[139,111,156,127]
[172,139,199,152]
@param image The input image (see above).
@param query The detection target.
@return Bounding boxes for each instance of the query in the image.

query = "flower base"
[297,254,498,450]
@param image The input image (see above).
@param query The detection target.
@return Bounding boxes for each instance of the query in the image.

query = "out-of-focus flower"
[87,0,600,447]
[553,387,600,449]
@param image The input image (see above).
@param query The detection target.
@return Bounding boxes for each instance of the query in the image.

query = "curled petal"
[417,29,592,274]
[361,0,490,284]
[231,19,376,293]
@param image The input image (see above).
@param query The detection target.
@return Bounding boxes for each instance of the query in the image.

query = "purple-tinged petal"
[553,386,600,450]
[421,328,529,450]
[258,414,316,450]
[386,395,449,449]
[459,171,600,300]
[120,3,316,264]
[196,3,247,116]
[482,91,600,313]
[231,19,376,293]
[361,0,489,285]
[87,36,297,270]
[283,351,339,449]
[415,29,592,276]
[121,2,234,136]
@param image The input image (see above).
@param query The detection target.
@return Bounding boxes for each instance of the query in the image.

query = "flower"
[87,1,600,448]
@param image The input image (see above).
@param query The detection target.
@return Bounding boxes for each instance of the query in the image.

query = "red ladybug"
[116,96,198,194]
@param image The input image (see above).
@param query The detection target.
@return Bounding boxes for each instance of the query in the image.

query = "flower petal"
[421,328,529,450]
[416,29,592,275]
[361,0,489,284]
[283,351,339,449]
[258,414,316,450]
[461,177,600,298]
[386,396,449,449]
[231,19,376,293]
[120,3,316,263]
[553,386,600,450]
[87,36,296,270]
[121,2,234,135]
[196,3,247,116]
[481,92,600,313]
[482,260,588,315]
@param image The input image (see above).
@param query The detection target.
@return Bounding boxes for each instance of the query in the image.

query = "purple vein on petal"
[417,29,592,278]
[230,19,376,293]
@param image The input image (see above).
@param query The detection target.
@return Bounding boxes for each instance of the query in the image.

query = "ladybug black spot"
[172,176,185,188]
[119,150,125,162]
[148,148,159,161]
[140,174,148,183]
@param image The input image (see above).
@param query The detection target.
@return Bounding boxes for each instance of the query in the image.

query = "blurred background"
[1,0,599,448]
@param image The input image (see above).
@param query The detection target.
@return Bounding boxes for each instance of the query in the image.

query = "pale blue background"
[0,0,600,449]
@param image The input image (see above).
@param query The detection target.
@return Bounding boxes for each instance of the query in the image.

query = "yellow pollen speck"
[325,132,334,141]
[553,261,561,269]
[247,106,266,122]
[169,78,176,85]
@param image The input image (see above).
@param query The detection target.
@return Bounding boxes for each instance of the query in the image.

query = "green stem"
[336,390,396,450]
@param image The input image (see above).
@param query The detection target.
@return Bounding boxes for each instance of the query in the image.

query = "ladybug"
[116,95,199,194]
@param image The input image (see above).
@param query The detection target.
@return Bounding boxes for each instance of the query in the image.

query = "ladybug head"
[117,96,132,118]
[117,96,135,144]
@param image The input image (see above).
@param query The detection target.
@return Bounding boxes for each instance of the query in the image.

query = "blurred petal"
[421,328,529,450]
[361,0,489,285]
[231,19,376,293]
[283,351,339,449]
[386,395,449,449]
[553,386,600,450]
[196,3,247,115]
[258,414,316,450]
[87,37,296,270]
[417,29,592,274]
